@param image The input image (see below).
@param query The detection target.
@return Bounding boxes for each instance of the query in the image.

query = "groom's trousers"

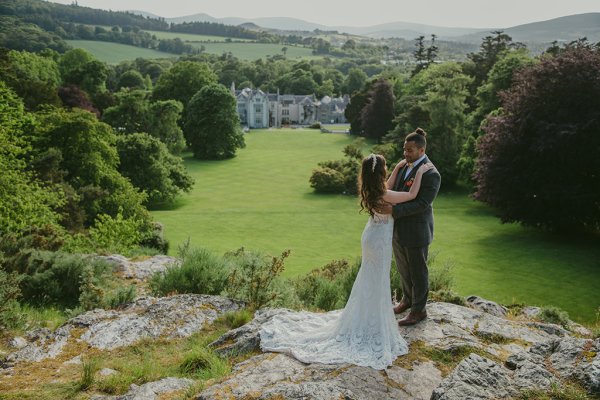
[392,234,429,313]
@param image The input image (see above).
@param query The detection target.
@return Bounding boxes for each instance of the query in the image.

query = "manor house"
[231,83,350,129]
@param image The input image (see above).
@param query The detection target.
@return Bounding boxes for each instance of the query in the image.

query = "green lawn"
[66,40,176,64]
[150,129,600,323]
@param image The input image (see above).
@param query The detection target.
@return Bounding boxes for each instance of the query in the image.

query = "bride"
[259,154,433,370]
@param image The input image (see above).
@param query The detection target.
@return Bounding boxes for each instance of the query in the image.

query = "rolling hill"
[126,10,600,43]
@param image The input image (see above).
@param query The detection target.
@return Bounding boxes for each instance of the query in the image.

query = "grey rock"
[6,294,243,363]
[98,367,118,376]
[386,360,443,400]
[93,377,193,399]
[466,295,508,317]
[79,295,243,350]
[431,354,517,400]
[210,308,289,356]
[9,337,27,349]
[549,337,599,393]
[63,355,83,365]
[97,254,180,280]
[5,325,72,363]
[521,306,542,318]
[196,352,412,400]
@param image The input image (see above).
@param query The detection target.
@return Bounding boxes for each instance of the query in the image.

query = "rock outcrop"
[3,292,598,399]
[5,294,243,364]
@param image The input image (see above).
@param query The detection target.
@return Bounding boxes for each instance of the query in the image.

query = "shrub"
[309,122,321,129]
[103,285,136,309]
[149,247,230,296]
[309,141,363,195]
[11,251,112,308]
[538,306,570,328]
[63,211,143,255]
[138,222,169,254]
[292,259,360,311]
[0,269,23,329]
[309,167,345,193]
[223,248,290,309]
[214,309,253,330]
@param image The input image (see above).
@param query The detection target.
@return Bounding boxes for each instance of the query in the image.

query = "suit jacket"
[392,156,441,247]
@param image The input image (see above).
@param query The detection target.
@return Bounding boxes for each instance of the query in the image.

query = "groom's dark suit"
[392,156,441,313]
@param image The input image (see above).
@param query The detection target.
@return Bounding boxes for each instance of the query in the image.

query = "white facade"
[231,83,349,129]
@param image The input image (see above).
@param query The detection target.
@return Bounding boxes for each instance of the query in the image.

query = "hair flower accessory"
[369,154,377,172]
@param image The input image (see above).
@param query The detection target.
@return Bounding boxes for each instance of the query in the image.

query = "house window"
[282,109,289,115]
[255,116,262,126]
[255,105,263,114]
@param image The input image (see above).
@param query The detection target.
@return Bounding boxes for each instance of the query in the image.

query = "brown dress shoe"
[393,301,411,314]
[397,310,427,326]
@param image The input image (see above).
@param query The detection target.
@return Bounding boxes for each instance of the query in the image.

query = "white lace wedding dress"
[259,213,408,370]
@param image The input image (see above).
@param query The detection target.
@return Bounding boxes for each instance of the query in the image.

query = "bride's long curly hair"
[359,154,387,217]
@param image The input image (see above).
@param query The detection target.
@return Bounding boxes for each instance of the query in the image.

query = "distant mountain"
[458,13,600,43]
[124,10,600,44]
[332,22,486,39]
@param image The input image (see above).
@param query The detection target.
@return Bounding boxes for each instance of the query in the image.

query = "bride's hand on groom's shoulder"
[418,163,434,173]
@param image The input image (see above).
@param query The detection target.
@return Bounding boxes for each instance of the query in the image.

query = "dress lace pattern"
[259,213,408,370]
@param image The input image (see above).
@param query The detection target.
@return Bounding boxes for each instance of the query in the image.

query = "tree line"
[314,33,600,235]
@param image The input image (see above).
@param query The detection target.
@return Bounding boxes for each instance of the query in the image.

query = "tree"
[185,83,245,159]
[0,81,64,236]
[32,108,148,226]
[344,84,371,135]
[474,46,600,233]
[152,61,217,107]
[343,67,367,95]
[116,133,194,206]
[360,78,395,142]
[58,84,99,117]
[412,35,427,76]
[117,69,146,90]
[103,90,186,154]
[458,49,536,183]
[0,49,62,110]
[386,63,472,186]
[463,31,519,111]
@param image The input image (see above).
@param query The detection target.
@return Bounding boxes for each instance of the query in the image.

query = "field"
[66,40,176,64]
[150,129,600,323]
[189,42,317,60]
[144,29,253,42]
[66,39,317,63]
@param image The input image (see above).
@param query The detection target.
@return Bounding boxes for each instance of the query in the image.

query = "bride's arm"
[383,163,433,204]
[386,159,406,189]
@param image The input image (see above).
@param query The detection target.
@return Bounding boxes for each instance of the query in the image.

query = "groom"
[386,128,441,326]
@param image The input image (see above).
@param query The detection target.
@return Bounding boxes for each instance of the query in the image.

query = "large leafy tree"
[185,83,245,159]
[386,63,472,186]
[103,89,186,154]
[458,49,536,183]
[0,82,64,236]
[31,108,148,226]
[0,49,62,110]
[343,67,367,95]
[360,78,395,142]
[116,133,194,206]
[474,45,600,233]
[152,61,217,107]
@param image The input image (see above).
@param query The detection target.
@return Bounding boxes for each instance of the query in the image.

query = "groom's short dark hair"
[405,127,427,148]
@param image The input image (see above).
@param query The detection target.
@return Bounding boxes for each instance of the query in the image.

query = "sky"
[50,0,600,28]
